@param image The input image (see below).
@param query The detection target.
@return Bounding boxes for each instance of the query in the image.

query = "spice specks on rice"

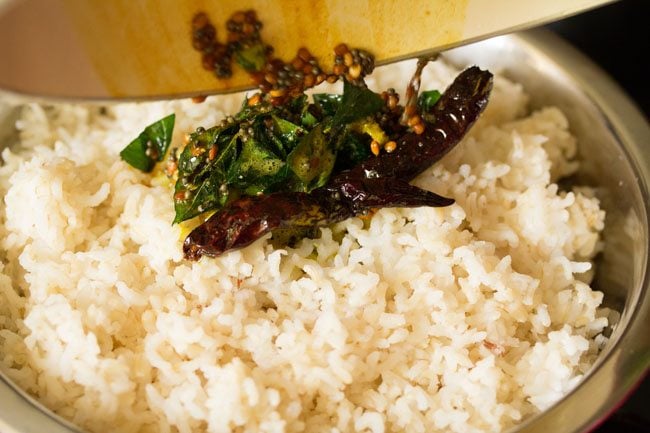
[0,59,608,433]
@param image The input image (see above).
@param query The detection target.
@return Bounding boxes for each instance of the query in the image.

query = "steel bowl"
[0,30,648,433]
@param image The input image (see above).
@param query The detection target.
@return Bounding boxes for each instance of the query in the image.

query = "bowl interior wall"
[446,34,647,315]
[0,31,647,433]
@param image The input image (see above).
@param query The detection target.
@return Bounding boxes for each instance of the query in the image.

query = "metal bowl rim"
[0,29,649,433]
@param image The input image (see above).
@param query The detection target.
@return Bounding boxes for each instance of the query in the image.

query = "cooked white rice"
[0,59,609,433]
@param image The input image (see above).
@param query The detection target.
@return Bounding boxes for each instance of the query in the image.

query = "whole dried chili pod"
[183,182,453,260]
[184,66,493,260]
[354,65,494,182]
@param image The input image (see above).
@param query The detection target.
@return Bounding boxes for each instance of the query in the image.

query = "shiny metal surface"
[0,30,648,433]
[444,30,650,433]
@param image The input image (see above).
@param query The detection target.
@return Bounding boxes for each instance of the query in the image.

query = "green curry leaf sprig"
[171,82,385,224]
[121,80,442,227]
[120,114,175,172]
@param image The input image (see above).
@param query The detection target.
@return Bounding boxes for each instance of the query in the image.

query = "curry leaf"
[172,83,384,224]
[235,42,267,72]
[418,90,442,112]
[228,135,285,188]
[174,169,228,224]
[332,81,383,128]
[334,132,371,172]
[272,116,303,154]
[301,110,318,128]
[120,114,175,172]
[287,123,335,191]
[173,130,239,224]
[313,93,342,117]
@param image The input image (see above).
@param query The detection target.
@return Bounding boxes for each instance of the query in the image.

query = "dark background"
[547,0,648,116]
[545,0,648,431]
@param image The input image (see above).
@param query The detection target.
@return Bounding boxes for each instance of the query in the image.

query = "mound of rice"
[0,60,609,433]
